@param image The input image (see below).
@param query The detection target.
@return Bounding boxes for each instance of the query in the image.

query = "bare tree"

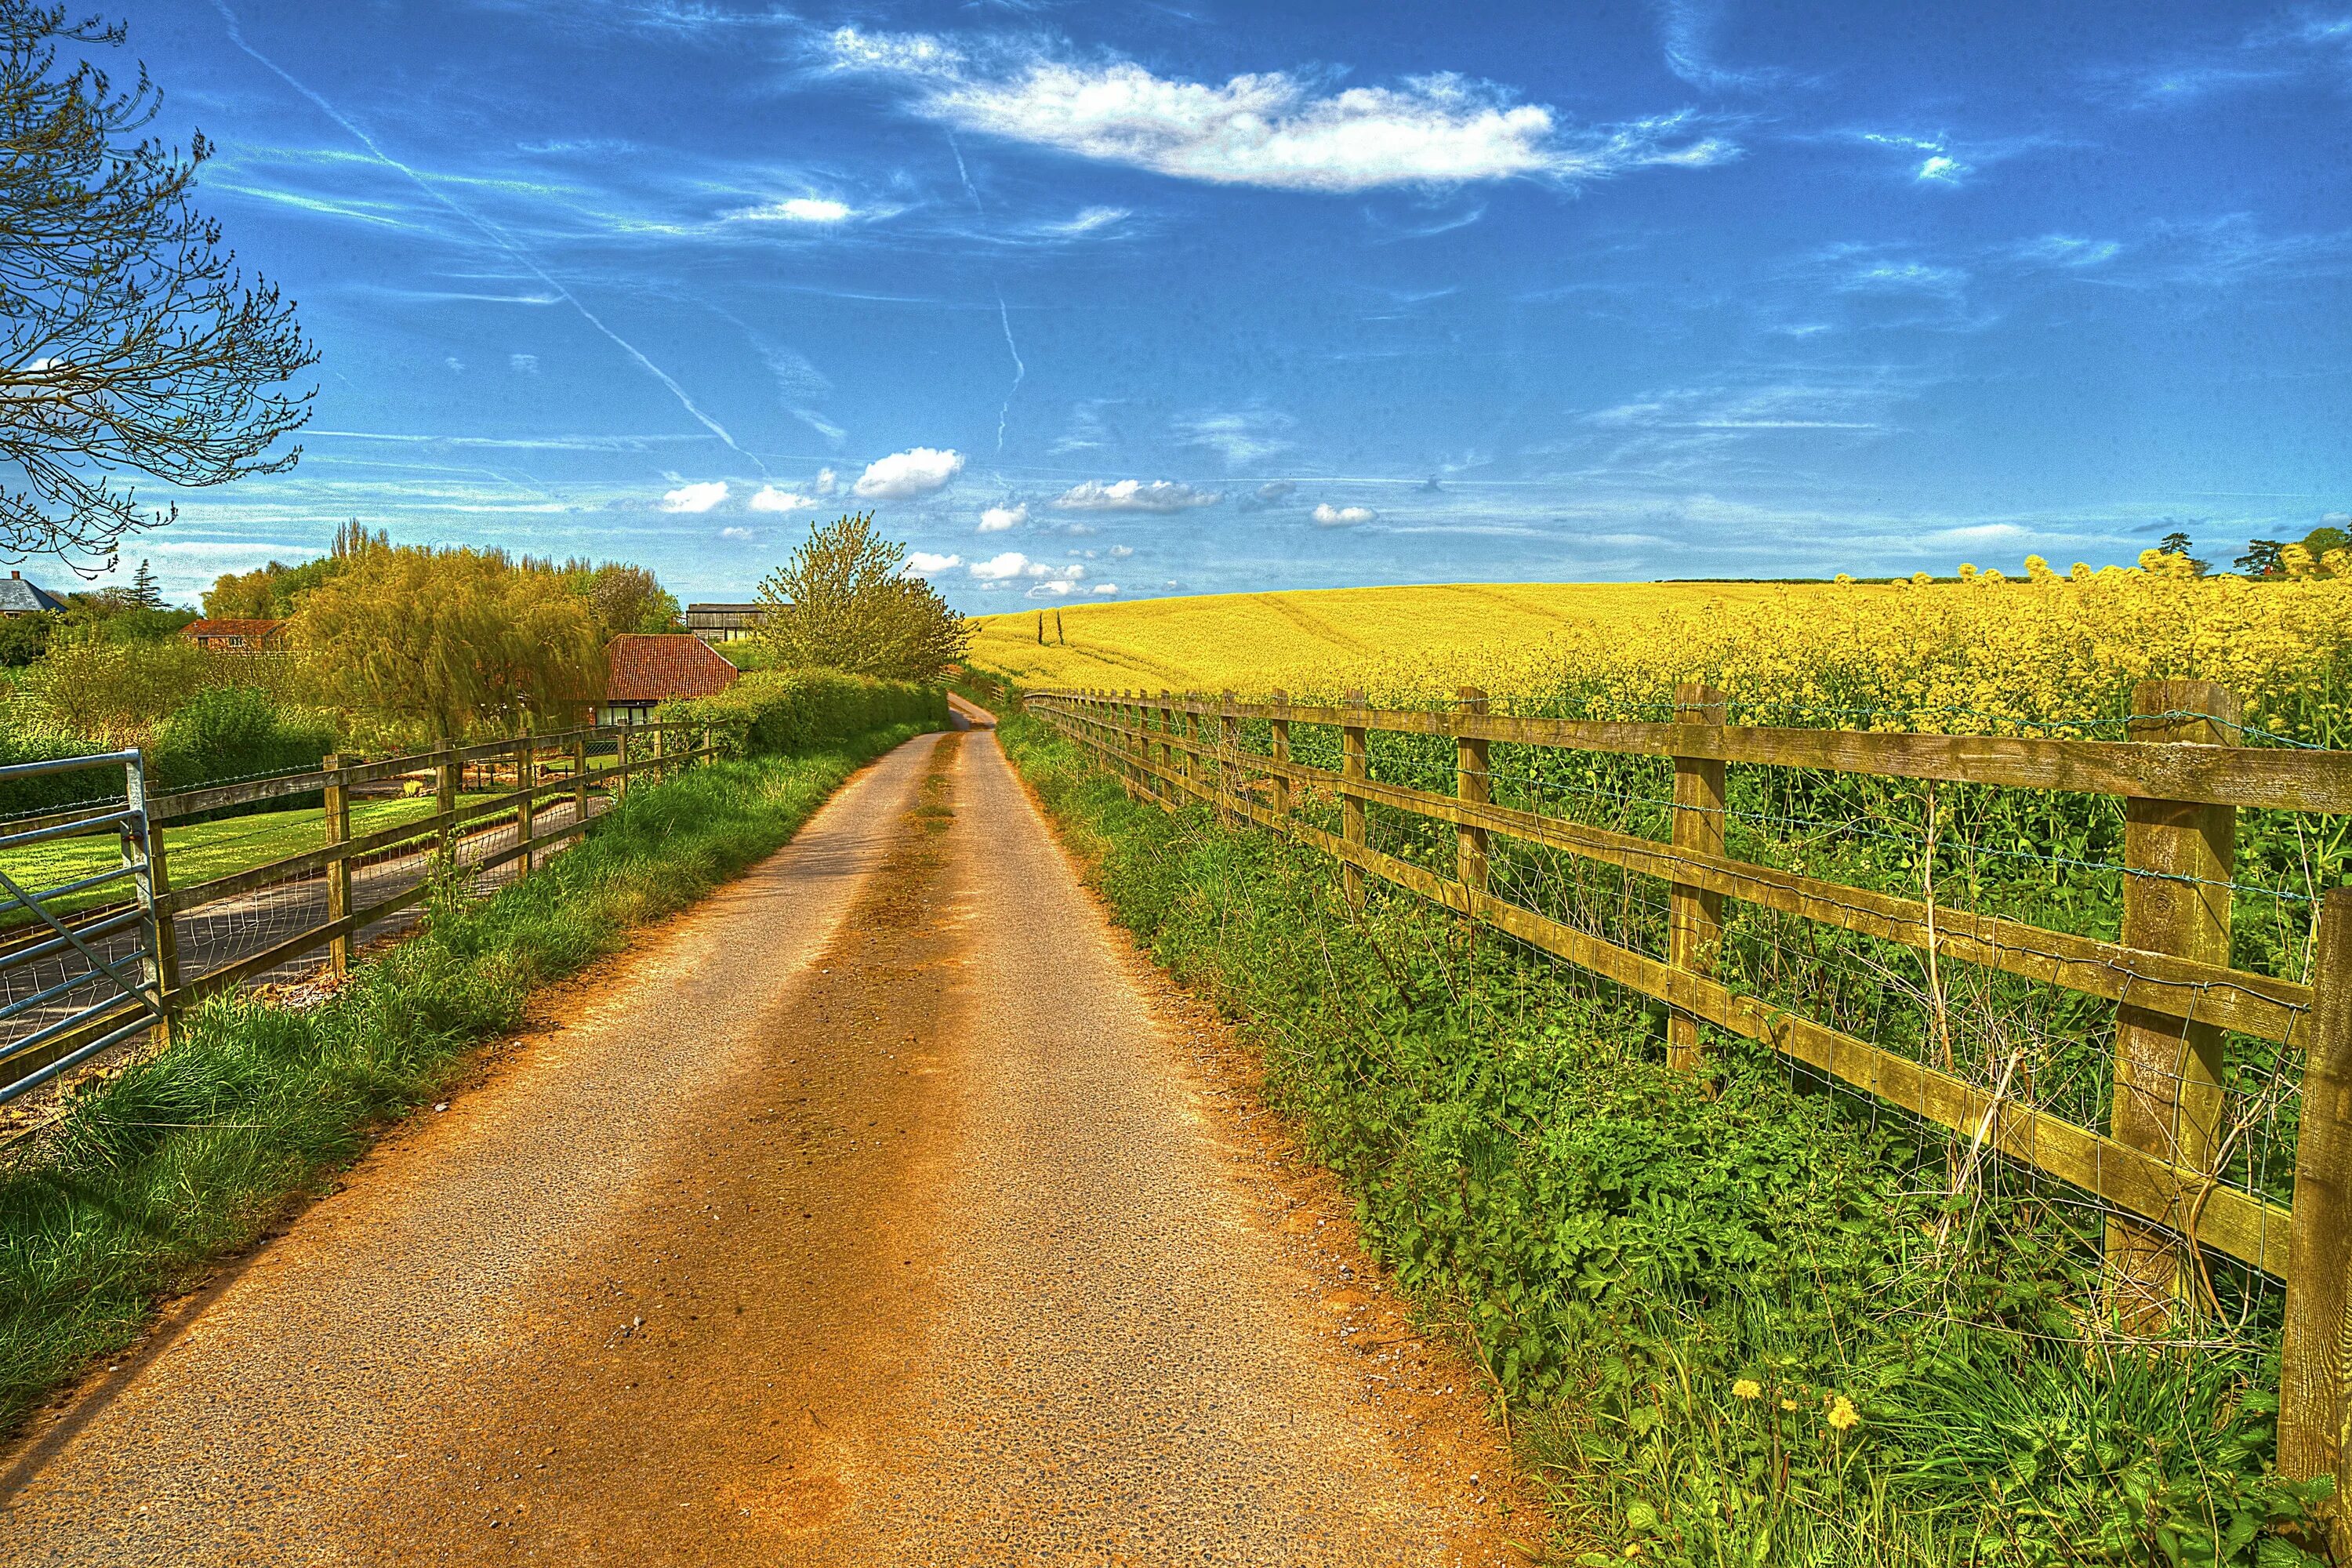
[0,5,316,563]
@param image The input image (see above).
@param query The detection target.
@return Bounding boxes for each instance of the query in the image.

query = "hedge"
[655,667,946,757]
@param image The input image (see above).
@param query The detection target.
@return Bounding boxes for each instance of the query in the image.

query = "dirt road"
[0,716,1524,1565]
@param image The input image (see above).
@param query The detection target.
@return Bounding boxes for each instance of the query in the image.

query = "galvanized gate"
[0,750,171,1105]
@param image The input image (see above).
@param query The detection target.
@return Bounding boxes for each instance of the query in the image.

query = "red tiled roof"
[183,619,285,640]
[604,633,739,702]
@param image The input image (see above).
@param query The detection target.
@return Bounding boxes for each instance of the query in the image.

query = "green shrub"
[659,666,945,757]
[149,685,336,796]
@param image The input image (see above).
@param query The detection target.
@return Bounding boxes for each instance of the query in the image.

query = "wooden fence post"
[1341,688,1368,909]
[436,745,458,866]
[1128,691,1149,800]
[1667,682,1728,1074]
[652,723,667,786]
[1456,686,1490,907]
[1221,690,1240,822]
[1158,691,1174,793]
[125,750,180,1041]
[1269,689,1291,819]
[2107,678,2240,1326]
[2281,887,2352,1558]
[324,753,353,975]
[514,724,536,878]
[572,730,589,835]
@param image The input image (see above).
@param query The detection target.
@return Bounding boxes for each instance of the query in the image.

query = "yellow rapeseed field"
[972,555,2352,742]
[967,580,1846,695]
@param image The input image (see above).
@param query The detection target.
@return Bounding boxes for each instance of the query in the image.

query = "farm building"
[601,633,737,727]
[684,601,768,644]
[0,570,64,615]
[183,618,289,652]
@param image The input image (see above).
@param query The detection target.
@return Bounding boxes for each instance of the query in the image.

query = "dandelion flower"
[1732,1378,1761,1399]
[1826,1395,1860,1432]
[1780,1398,1798,1412]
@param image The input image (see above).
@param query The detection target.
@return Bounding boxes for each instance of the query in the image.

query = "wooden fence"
[0,720,710,1103]
[1027,683,2352,1537]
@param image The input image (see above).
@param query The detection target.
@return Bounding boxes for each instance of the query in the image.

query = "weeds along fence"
[0,720,713,1109]
[1028,682,2352,1529]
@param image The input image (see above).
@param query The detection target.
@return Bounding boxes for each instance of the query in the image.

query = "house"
[601,633,738,727]
[183,618,289,652]
[0,570,64,615]
[684,601,769,644]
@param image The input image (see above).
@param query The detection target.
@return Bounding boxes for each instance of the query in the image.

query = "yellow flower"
[1732,1377,1762,1399]
[1826,1395,1860,1432]
[1780,1399,1798,1412]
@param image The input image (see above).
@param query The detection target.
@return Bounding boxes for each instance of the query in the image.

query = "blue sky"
[82,0,2352,609]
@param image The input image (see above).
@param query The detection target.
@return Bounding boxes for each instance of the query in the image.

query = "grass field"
[0,793,503,924]
[967,581,1860,695]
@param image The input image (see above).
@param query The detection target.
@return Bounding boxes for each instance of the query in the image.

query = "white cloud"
[731,197,855,223]
[661,480,729,514]
[1091,583,1119,594]
[750,486,819,512]
[904,551,963,575]
[971,550,1089,590]
[970,551,1034,581]
[815,466,838,495]
[1312,503,1377,527]
[719,526,756,541]
[854,446,965,499]
[1109,543,1134,557]
[1930,522,2033,546]
[830,29,1734,192]
[1915,154,1967,183]
[1052,205,1130,234]
[978,503,1028,532]
[1052,479,1222,513]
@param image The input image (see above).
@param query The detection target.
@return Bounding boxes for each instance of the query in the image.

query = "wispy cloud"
[1177,408,1297,469]
[828,27,1737,192]
[1650,0,1788,92]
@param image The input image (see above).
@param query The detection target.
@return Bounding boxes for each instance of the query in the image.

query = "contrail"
[995,292,1025,453]
[213,1,765,475]
[948,130,983,215]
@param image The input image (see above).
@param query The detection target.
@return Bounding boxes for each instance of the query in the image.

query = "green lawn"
[0,793,514,924]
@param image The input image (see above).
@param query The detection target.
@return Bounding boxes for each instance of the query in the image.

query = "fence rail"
[0,720,712,1111]
[1025,683,2352,1531]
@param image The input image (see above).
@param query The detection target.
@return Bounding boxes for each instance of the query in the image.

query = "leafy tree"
[2303,522,2350,560]
[755,513,970,682]
[0,606,54,664]
[0,4,317,561]
[2235,539,2285,577]
[202,521,386,618]
[2151,530,2209,574]
[561,559,681,640]
[293,545,603,741]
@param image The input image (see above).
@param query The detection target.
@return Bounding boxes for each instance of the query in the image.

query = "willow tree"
[293,546,603,742]
[756,513,970,681]
[0,5,317,563]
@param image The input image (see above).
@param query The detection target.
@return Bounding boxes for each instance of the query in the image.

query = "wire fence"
[1027,682,2352,1498]
[0,722,699,1124]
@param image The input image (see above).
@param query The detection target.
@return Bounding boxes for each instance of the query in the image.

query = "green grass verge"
[0,721,931,1436]
[992,703,2329,1568]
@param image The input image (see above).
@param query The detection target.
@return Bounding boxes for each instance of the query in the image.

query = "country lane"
[0,708,1523,1566]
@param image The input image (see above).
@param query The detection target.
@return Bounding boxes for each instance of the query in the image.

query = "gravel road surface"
[0,713,1524,1566]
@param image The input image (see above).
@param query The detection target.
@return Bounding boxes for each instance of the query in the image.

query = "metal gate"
[0,750,171,1105]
